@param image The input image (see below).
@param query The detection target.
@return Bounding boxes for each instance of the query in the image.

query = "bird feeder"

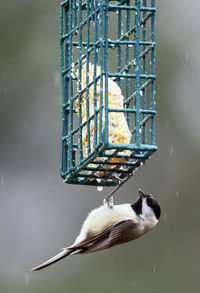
[60,0,157,186]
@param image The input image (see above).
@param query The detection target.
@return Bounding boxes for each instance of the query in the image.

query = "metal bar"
[86,0,91,155]
[60,0,69,7]
[61,146,155,178]
[91,0,95,20]
[65,177,116,186]
[89,160,138,166]
[108,40,154,46]
[61,43,100,75]
[63,75,102,106]
[108,5,156,12]
[60,4,68,174]
[125,0,131,128]
[63,150,100,178]
[97,150,154,159]
[113,44,155,82]
[108,109,156,114]
[60,8,101,40]
[61,1,156,12]
[117,6,122,89]
[75,173,110,179]
[62,42,155,78]
[68,0,73,171]
[72,0,77,33]
[62,110,100,140]
[151,0,156,145]
[106,143,157,151]
[108,73,155,79]
[65,0,73,169]
[60,9,153,41]
[116,11,154,43]
[99,0,104,143]
[124,79,152,105]
[70,40,154,47]
[63,5,70,173]
[78,0,83,161]
[83,167,130,174]
[131,113,154,135]
[142,0,147,144]
[135,0,141,147]
[84,7,133,183]
[93,0,98,150]
[104,0,109,145]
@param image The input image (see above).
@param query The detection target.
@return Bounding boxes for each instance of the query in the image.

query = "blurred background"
[1,0,200,292]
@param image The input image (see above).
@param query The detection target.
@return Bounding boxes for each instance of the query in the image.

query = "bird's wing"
[31,220,138,271]
[31,248,76,271]
[70,219,138,254]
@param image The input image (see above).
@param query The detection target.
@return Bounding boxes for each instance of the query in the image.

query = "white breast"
[73,204,138,245]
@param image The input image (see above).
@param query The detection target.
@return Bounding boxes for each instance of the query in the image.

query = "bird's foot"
[103,195,114,209]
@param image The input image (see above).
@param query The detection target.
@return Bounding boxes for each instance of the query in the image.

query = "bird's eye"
[146,196,154,207]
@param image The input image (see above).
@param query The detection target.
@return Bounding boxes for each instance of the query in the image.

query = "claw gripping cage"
[60,0,157,186]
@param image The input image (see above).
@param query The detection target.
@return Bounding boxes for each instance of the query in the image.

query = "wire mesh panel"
[60,0,157,186]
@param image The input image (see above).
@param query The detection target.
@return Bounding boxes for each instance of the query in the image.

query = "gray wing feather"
[72,219,138,254]
[31,220,138,271]
[31,248,74,271]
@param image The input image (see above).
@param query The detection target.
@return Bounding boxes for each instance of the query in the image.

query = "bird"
[31,189,161,271]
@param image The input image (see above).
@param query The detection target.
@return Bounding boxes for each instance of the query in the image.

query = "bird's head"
[132,189,161,220]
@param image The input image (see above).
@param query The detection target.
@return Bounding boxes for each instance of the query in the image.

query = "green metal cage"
[60,0,157,186]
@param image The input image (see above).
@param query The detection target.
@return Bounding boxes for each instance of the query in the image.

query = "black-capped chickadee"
[31,189,161,271]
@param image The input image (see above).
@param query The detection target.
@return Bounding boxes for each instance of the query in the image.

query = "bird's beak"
[138,189,146,199]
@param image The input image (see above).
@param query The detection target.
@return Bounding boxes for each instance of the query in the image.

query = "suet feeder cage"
[60,0,157,186]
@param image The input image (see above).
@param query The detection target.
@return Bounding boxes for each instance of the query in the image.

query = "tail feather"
[31,249,73,271]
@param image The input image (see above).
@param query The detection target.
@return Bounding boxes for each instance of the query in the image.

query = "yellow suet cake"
[74,63,131,175]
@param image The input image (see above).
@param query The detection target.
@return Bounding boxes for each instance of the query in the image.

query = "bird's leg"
[104,171,135,209]
[103,194,114,209]
[103,173,122,209]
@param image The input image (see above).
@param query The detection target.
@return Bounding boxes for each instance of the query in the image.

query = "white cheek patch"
[141,199,158,230]
[142,199,153,217]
